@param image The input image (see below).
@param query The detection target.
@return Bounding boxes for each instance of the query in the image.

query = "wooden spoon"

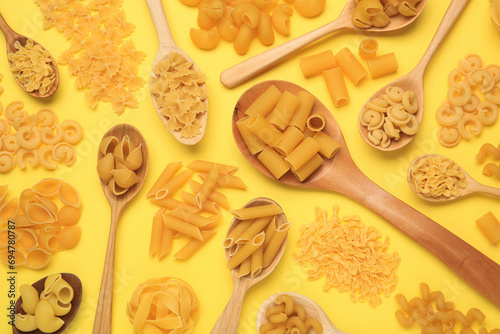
[232,80,500,306]
[408,154,500,202]
[12,273,82,334]
[211,197,288,334]
[0,12,59,98]
[256,292,348,334]
[145,0,208,145]
[92,124,149,334]
[358,0,470,151]
[220,0,427,88]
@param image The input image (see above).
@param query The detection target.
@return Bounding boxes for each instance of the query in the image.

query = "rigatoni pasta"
[299,50,337,77]
[366,52,398,78]
[335,47,368,85]
[475,211,500,244]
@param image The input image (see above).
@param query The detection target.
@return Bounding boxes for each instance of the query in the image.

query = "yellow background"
[1,0,499,333]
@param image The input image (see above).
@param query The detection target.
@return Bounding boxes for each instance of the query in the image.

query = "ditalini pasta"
[475,211,500,244]
[359,38,378,60]
[259,293,324,334]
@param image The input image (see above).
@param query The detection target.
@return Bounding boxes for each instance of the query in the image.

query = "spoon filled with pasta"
[0,12,59,98]
[93,123,149,334]
[211,197,289,334]
[408,154,500,202]
[358,0,470,151]
[256,292,348,334]
[220,0,427,88]
[145,0,208,145]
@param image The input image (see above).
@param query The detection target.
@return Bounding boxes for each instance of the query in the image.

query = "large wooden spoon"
[12,273,82,334]
[211,197,288,334]
[145,0,208,145]
[408,154,500,202]
[232,80,500,306]
[256,292,348,334]
[220,0,427,88]
[358,0,470,151]
[0,12,59,98]
[93,124,149,334]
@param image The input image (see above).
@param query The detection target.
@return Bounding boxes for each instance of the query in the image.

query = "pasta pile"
[147,160,246,260]
[97,134,144,195]
[8,39,56,96]
[361,86,419,148]
[237,85,340,182]
[475,211,500,244]
[395,282,500,334]
[15,274,75,333]
[225,202,289,278]
[292,205,400,307]
[182,0,326,54]
[475,142,500,179]
[436,54,499,148]
[490,0,500,32]
[127,277,199,334]
[35,0,146,115]
[259,294,323,334]
[409,155,467,199]
[0,101,83,173]
[0,180,83,269]
[150,52,208,138]
[352,0,422,29]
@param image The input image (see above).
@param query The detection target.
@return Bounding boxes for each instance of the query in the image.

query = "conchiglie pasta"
[57,205,83,226]
[57,225,82,251]
[190,28,220,50]
[97,153,115,183]
[111,168,139,188]
[26,248,53,269]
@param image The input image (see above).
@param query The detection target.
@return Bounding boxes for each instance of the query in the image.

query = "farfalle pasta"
[126,277,199,334]
[352,0,423,29]
[150,52,208,139]
[0,180,83,269]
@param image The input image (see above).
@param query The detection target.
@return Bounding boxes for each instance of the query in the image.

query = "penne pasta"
[299,50,337,77]
[168,208,215,228]
[235,216,273,244]
[149,209,165,256]
[263,222,290,267]
[223,219,255,248]
[323,67,350,107]
[195,164,219,208]
[186,160,239,175]
[238,257,252,277]
[189,179,230,209]
[227,231,265,269]
[230,204,283,220]
[199,173,247,189]
[366,52,399,78]
[163,212,204,241]
[335,47,368,85]
[250,244,264,278]
[180,190,221,215]
[156,169,194,198]
[173,230,217,259]
[263,216,279,249]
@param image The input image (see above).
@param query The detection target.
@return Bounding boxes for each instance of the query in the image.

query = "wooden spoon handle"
[92,207,122,334]
[322,169,500,306]
[211,279,252,334]
[474,183,500,198]
[145,0,176,46]
[0,12,17,44]
[220,18,350,88]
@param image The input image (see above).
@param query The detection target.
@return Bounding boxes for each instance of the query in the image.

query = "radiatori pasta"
[0,180,83,269]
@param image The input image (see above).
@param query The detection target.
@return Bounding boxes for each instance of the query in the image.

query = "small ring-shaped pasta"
[3,133,21,153]
[4,101,26,124]
[387,104,410,126]
[0,151,16,173]
[16,126,42,150]
[447,82,472,107]
[400,114,419,135]
[435,102,463,127]
[437,126,461,148]
[61,119,84,144]
[52,142,76,166]
[37,108,58,129]
[16,148,39,169]
[476,101,498,125]
[457,114,483,139]
[41,125,63,145]
[39,145,57,171]
[402,90,418,114]
[457,54,483,75]
[462,93,480,114]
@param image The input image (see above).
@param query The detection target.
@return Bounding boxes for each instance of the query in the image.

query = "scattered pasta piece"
[395,282,499,333]
[475,142,500,163]
[150,52,208,138]
[0,181,83,269]
[353,0,424,29]
[259,293,323,334]
[482,162,500,178]
[293,205,400,307]
[409,155,467,198]
[359,38,378,60]
[475,211,500,243]
[127,277,199,334]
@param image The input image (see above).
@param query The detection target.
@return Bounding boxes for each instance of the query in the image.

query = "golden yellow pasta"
[335,47,368,85]
[233,24,256,55]
[258,146,290,179]
[257,12,275,45]
[237,116,268,155]
[476,211,500,244]
[312,131,340,159]
[274,126,304,156]
[285,137,320,170]
[299,50,337,77]
[268,91,301,130]
[306,113,326,132]
[289,91,316,131]
[323,67,350,107]
[359,38,379,60]
[245,84,282,117]
[366,52,398,78]
[247,114,284,147]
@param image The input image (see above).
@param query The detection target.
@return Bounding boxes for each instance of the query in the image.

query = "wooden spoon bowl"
[211,197,288,334]
[12,273,82,334]
[232,80,500,306]
[145,0,207,145]
[408,154,500,202]
[220,0,427,88]
[0,13,59,98]
[93,123,149,334]
[256,292,348,334]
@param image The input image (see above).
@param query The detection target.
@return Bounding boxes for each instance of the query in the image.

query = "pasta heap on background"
[14,273,76,333]
[147,160,246,260]
[395,282,500,333]
[182,0,326,54]
[8,39,56,96]
[476,142,500,178]
[259,294,323,334]
[150,52,208,138]
[352,0,423,29]
[34,0,147,115]
[0,100,83,173]
[0,180,83,269]
[126,277,199,334]
[293,205,400,307]
[436,54,499,148]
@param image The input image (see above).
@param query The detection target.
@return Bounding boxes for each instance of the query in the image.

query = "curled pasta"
[4,101,26,125]
[402,90,418,114]
[16,148,39,169]
[190,28,220,50]
[36,108,58,129]
[457,114,483,139]
[486,64,500,83]
[400,114,419,135]
[3,133,21,152]
[387,104,410,126]
[467,68,494,93]
[435,102,463,127]
[38,145,57,170]
[437,126,461,148]
[483,162,500,178]
[16,126,41,150]
[463,93,480,113]
[360,109,384,130]
[458,54,483,75]
[272,4,293,36]
[476,101,498,125]
[0,151,16,173]
[52,142,76,166]
[475,143,500,163]
[447,82,472,107]
[61,119,84,144]
[384,86,404,104]
[40,125,63,145]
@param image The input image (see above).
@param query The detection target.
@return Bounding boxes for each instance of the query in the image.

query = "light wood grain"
[211,197,288,334]
[12,273,82,334]
[0,12,59,98]
[92,124,149,334]
[358,0,471,151]
[145,0,207,145]
[408,154,500,202]
[256,292,348,334]
[220,0,426,88]
[232,80,500,307]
